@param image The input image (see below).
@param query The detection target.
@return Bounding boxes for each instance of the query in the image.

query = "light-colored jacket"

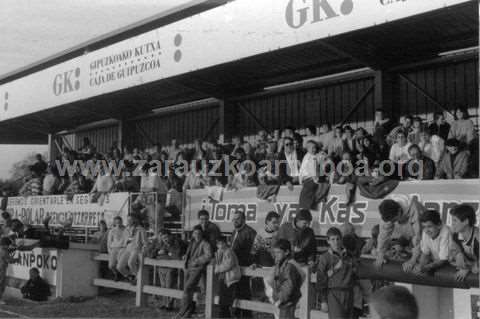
[214,247,241,287]
[436,150,470,179]
[377,195,426,257]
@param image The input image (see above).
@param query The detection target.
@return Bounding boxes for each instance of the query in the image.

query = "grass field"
[0,291,183,318]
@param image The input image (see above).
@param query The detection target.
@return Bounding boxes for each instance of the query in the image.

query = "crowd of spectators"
[15,108,479,199]
[93,199,476,319]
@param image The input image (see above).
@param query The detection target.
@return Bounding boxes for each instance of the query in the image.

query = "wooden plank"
[136,256,146,307]
[142,285,183,299]
[144,258,185,269]
[240,266,273,278]
[232,299,276,314]
[93,279,137,292]
[94,254,109,261]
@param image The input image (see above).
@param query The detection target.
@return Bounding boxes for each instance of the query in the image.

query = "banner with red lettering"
[185,180,480,237]
[6,193,130,228]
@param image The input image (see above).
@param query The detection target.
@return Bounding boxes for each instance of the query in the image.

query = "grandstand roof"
[0,0,477,144]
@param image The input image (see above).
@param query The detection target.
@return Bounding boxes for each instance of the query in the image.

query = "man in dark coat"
[231,210,257,318]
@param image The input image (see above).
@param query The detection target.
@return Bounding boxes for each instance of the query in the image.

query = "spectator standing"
[155,230,184,310]
[387,115,413,146]
[214,236,241,318]
[375,196,426,268]
[277,209,316,267]
[196,209,221,251]
[176,226,212,319]
[0,237,18,304]
[117,214,147,284]
[271,239,303,319]
[407,210,451,275]
[317,227,356,319]
[19,165,43,197]
[449,204,479,281]
[231,211,257,318]
[408,117,423,145]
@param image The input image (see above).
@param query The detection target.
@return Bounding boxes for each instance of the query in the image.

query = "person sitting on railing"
[214,235,241,319]
[155,229,185,311]
[108,216,127,282]
[91,220,108,253]
[116,214,146,285]
[407,210,452,276]
[277,209,316,269]
[270,239,303,319]
[375,196,426,268]
[435,138,470,179]
[316,227,356,319]
[176,226,212,319]
[369,285,418,319]
[449,204,479,281]
[20,267,51,302]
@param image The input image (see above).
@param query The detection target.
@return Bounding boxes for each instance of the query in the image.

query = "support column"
[47,134,54,161]
[374,70,397,116]
[218,100,237,144]
[117,119,124,150]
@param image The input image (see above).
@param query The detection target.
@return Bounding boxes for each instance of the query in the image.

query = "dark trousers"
[179,268,204,315]
[218,281,237,318]
[327,288,355,319]
[279,305,296,319]
[232,276,252,318]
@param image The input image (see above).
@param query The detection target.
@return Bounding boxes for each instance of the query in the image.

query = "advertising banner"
[7,248,57,286]
[0,0,470,121]
[6,193,130,228]
[185,180,480,237]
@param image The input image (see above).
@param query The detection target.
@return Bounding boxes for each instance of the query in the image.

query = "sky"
[0,0,192,179]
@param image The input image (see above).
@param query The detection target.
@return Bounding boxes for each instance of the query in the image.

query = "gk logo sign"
[53,67,81,96]
[285,0,354,29]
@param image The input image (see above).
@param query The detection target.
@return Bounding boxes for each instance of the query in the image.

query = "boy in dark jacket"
[271,239,303,319]
[277,209,317,268]
[317,227,356,319]
[21,268,51,301]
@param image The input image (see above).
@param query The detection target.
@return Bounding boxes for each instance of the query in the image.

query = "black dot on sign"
[75,81,80,90]
[174,34,182,46]
[174,50,182,62]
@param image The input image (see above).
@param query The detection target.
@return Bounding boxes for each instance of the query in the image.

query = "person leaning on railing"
[116,214,146,285]
[107,216,127,281]
[175,226,212,319]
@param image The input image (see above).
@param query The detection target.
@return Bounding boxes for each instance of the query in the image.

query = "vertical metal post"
[205,264,214,319]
